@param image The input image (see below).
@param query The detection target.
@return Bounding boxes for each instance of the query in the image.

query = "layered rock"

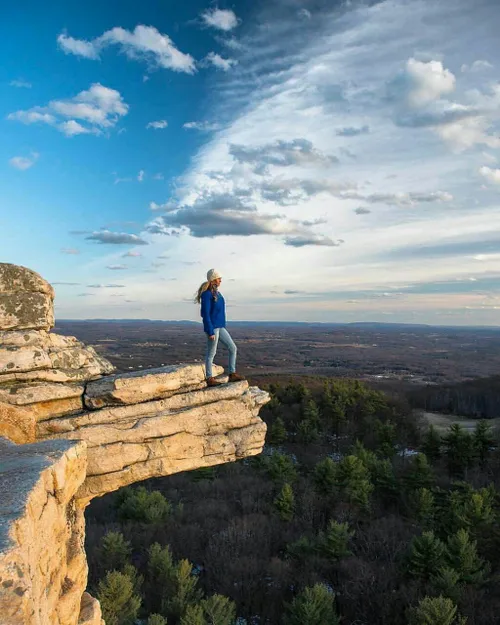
[0,262,270,625]
[0,437,88,625]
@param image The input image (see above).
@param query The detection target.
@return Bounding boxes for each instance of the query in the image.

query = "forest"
[85,377,500,625]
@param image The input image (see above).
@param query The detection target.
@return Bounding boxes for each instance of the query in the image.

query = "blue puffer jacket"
[200,289,226,336]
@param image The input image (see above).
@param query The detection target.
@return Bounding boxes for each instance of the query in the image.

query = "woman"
[195,268,245,387]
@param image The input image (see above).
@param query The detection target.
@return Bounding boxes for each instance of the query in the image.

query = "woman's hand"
[209,335,216,341]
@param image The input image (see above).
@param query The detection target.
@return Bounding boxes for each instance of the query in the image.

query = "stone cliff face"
[0,263,269,625]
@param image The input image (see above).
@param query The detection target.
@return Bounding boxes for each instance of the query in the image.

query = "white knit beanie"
[207,268,222,282]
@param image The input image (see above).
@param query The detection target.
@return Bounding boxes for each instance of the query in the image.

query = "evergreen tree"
[473,420,494,468]
[430,567,462,603]
[408,596,461,625]
[97,531,132,574]
[286,536,317,562]
[97,570,142,625]
[406,531,446,581]
[421,426,442,463]
[313,458,337,496]
[445,529,490,585]
[266,453,297,484]
[335,455,373,511]
[370,457,399,502]
[201,594,237,625]
[446,485,495,534]
[117,486,172,523]
[443,425,474,477]
[302,398,321,426]
[274,483,295,522]
[147,543,176,615]
[268,417,287,445]
[410,488,435,529]
[404,454,435,491]
[297,418,320,444]
[319,520,354,562]
[284,584,339,625]
[180,605,205,625]
[375,419,397,458]
[148,616,168,625]
[166,559,203,620]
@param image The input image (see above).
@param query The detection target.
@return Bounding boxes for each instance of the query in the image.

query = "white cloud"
[57,25,196,74]
[403,58,456,107]
[153,173,164,180]
[123,251,142,257]
[146,120,168,129]
[10,79,31,88]
[84,231,149,245]
[201,8,239,32]
[7,83,128,136]
[9,152,39,170]
[107,264,128,270]
[479,166,500,184]
[138,170,145,182]
[183,120,221,131]
[205,52,238,71]
[60,248,80,255]
[461,60,494,73]
[57,33,100,59]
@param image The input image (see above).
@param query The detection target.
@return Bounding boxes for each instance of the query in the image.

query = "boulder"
[84,363,223,409]
[0,263,55,331]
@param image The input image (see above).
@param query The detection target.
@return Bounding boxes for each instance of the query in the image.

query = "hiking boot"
[228,372,246,383]
[206,377,224,387]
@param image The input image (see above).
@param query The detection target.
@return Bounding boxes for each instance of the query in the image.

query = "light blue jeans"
[205,327,237,378]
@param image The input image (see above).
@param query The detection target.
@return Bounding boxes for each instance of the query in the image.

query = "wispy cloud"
[9,152,39,170]
[138,170,145,182]
[201,8,239,32]
[60,248,80,255]
[87,283,126,288]
[106,264,128,270]
[57,25,196,74]
[84,231,149,245]
[204,52,238,72]
[7,83,128,136]
[146,120,168,129]
[10,79,32,88]
[123,251,142,257]
[336,125,370,137]
[183,120,221,132]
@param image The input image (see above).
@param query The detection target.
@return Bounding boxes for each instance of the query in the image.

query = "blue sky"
[1,0,500,325]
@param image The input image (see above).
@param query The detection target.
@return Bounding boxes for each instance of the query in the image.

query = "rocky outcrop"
[0,263,269,625]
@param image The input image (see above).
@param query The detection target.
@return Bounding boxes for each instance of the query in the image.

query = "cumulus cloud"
[85,230,149,245]
[60,248,80,255]
[204,52,238,71]
[396,58,456,108]
[57,25,196,74]
[201,8,239,31]
[10,79,31,88]
[229,138,337,174]
[106,264,128,270]
[9,152,39,170]
[479,166,500,184]
[147,120,168,129]
[183,120,221,131]
[336,125,370,136]
[7,83,128,136]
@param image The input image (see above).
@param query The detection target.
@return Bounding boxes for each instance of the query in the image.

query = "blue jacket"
[200,289,226,335]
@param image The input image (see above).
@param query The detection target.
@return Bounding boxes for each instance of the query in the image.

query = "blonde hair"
[194,281,211,304]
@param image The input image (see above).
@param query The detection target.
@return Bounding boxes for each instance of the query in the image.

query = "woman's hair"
[194,280,218,303]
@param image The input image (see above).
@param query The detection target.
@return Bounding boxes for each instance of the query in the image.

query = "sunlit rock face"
[0,263,270,625]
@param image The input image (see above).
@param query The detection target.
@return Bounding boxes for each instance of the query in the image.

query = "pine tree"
[410,488,435,529]
[473,420,494,468]
[297,418,320,444]
[335,455,373,511]
[286,536,317,561]
[422,426,442,463]
[404,454,435,491]
[284,584,339,625]
[180,604,205,625]
[166,559,203,620]
[430,567,462,603]
[274,483,295,522]
[268,417,287,445]
[313,458,337,496]
[319,520,354,562]
[201,594,237,625]
[98,531,132,574]
[302,399,321,426]
[408,596,459,625]
[406,531,446,581]
[266,452,297,484]
[375,419,397,459]
[147,543,176,616]
[148,615,168,625]
[443,424,474,477]
[97,570,142,625]
[445,529,490,585]
[117,486,172,523]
